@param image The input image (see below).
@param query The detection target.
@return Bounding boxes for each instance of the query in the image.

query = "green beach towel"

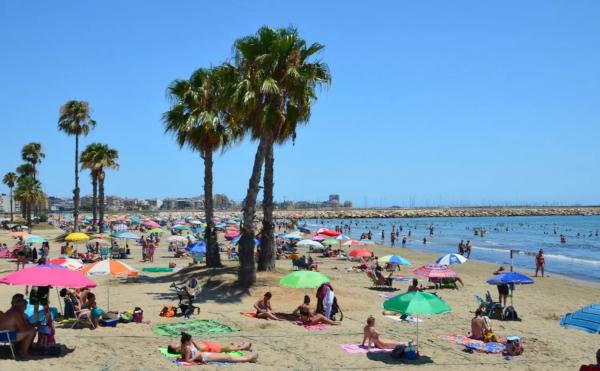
[153,320,238,337]
[158,347,242,366]
[142,267,174,273]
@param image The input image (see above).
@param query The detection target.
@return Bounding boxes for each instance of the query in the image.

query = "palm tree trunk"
[26,202,32,229]
[98,172,105,233]
[203,150,221,268]
[73,135,80,231]
[238,135,270,287]
[258,142,276,271]
[91,174,98,232]
[9,188,13,222]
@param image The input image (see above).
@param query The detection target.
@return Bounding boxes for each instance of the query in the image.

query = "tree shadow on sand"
[366,352,433,365]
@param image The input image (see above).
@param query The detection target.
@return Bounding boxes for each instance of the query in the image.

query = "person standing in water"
[535,249,545,277]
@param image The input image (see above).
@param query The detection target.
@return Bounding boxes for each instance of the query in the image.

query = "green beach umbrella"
[322,239,338,246]
[172,225,189,231]
[279,271,330,289]
[149,228,165,234]
[26,235,46,244]
[383,291,451,351]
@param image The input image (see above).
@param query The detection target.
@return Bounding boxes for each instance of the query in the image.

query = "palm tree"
[2,172,17,222]
[232,27,331,283]
[14,176,46,228]
[21,143,45,179]
[164,66,237,268]
[78,143,118,232]
[58,100,96,231]
[15,163,37,219]
[80,144,102,231]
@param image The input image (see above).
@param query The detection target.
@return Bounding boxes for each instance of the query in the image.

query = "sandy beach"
[0,225,598,371]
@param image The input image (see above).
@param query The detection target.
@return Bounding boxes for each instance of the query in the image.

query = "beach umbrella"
[81,259,138,311]
[349,248,373,258]
[183,234,197,241]
[297,240,324,248]
[65,232,90,242]
[168,235,187,243]
[8,231,29,238]
[113,224,128,231]
[486,271,534,307]
[280,233,303,240]
[311,235,326,241]
[279,271,330,289]
[144,221,160,228]
[316,228,341,237]
[224,231,240,240]
[436,253,468,266]
[413,264,456,279]
[380,255,411,266]
[560,303,600,334]
[91,233,110,239]
[383,291,451,351]
[172,225,189,231]
[0,265,96,288]
[335,234,351,241]
[89,238,110,247]
[25,235,46,244]
[149,228,165,234]
[322,239,339,246]
[46,258,84,270]
[187,241,207,255]
[190,220,203,225]
[342,239,361,246]
[298,227,311,234]
[112,232,139,240]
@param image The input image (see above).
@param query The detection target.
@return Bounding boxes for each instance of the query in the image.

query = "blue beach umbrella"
[486,272,534,307]
[112,232,140,240]
[231,235,260,246]
[436,253,468,265]
[187,241,206,255]
[560,303,600,334]
[380,255,411,266]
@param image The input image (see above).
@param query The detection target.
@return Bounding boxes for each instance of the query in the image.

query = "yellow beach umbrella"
[65,232,90,242]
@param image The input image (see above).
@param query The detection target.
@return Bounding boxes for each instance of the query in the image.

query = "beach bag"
[390,344,406,359]
[505,337,523,356]
[160,306,176,318]
[503,306,518,321]
[133,307,144,322]
[483,330,498,343]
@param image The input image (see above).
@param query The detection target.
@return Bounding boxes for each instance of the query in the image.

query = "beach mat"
[158,347,242,366]
[153,320,238,337]
[440,335,505,354]
[240,312,257,318]
[296,321,327,331]
[340,344,390,354]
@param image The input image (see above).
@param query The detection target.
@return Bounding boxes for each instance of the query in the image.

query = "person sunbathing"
[168,336,252,354]
[179,332,258,364]
[253,292,282,320]
[293,295,340,326]
[0,294,36,358]
[361,316,406,350]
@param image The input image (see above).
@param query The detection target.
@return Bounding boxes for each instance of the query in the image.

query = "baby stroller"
[316,283,343,321]
[170,282,201,318]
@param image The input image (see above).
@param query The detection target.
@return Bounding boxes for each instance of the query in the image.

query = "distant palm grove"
[1,26,329,288]
[163,26,330,286]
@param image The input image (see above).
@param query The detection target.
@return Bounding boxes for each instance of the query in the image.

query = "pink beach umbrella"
[413,264,457,279]
[224,231,240,240]
[144,221,160,228]
[311,235,326,241]
[0,265,97,288]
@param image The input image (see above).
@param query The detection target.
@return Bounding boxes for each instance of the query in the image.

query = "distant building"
[47,196,73,211]
[0,193,20,213]
[161,197,203,210]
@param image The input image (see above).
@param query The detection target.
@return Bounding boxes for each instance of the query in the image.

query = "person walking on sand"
[535,249,545,277]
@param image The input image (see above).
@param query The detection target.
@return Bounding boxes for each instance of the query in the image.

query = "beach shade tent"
[383,291,451,351]
[46,258,84,270]
[349,248,373,258]
[81,259,139,311]
[311,235,326,242]
[65,232,90,242]
[297,240,324,249]
[280,271,330,289]
[315,228,341,237]
[436,253,468,266]
[149,228,165,234]
[0,265,96,288]
[187,241,207,254]
[413,264,457,279]
[8,231,29,238]
[25,235,46,244]
[342,239,361,246]
[486,271,534,307]
[380,255,411,266]
[560,303,600,334]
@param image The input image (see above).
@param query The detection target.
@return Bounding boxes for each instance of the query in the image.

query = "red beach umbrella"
[349,248,373,258]
[413,264,456,279]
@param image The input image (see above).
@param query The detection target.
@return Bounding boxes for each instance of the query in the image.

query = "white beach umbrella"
[297,239,324,248]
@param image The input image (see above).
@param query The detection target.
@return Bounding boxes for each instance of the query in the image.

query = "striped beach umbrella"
[81,259,139,277]
[560,303,600,334]
[413,264,456,278]
[436,253,468,265]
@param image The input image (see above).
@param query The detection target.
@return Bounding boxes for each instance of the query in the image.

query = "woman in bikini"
[293,295,339,325]
[253,292,282,320]
[361,316,405,350]
[179,332,258,364]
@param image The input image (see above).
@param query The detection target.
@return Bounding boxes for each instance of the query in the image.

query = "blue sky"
[1,1,599,207]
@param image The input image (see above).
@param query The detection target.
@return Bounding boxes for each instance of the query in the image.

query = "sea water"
[302,215,600,282]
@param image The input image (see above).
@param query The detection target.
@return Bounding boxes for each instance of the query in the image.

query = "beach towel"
[340,344,390,354]
[440,335,505,354]
[379,293,398,299]
[385,315,422,323]
[240,312,257,318]
[296,321,327,331]
[157,347,242,366]
[391,274,412,282]
[153,320,238,337]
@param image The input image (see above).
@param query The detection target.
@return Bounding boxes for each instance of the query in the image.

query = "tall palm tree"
[164,66,237,268]
[58,100,96,231]
[15,163,37,219]
[2,172,17,222]
[14,176,46,228]
[232,27,330,283]
[80,144,102,231]
[21,143,45,179]
[78,143,118,232]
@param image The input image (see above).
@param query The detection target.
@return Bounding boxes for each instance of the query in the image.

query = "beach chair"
[71,309,96,329]
[366,270,394,290]
[0,330,16,359]
[474,293,503,319]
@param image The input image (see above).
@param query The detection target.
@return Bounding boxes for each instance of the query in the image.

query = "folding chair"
[71,309,96,329]
[0,330,16,359]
